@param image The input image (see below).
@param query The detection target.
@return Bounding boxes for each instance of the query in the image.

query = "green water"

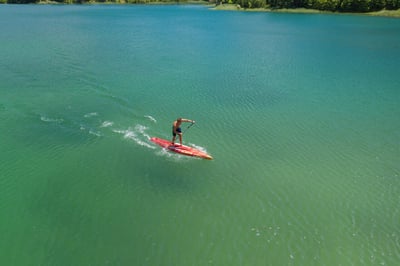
[1,5,399,265]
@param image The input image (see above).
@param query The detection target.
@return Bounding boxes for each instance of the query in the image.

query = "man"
[171,118,195,146]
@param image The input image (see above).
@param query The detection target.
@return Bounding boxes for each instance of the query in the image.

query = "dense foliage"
[232,0,399,11]
[1,0,399,13]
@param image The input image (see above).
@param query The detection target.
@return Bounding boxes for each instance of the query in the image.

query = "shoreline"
[13,0,210,4]
[2,2,400,18]
[211,4,400,18]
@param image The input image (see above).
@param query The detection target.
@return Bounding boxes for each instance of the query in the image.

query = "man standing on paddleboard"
[172,118,195,146]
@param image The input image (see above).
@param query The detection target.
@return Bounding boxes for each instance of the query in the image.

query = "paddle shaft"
[183,122,195,134]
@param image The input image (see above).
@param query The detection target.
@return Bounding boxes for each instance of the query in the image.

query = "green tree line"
[1,0,399,13]
[229,0,399,11]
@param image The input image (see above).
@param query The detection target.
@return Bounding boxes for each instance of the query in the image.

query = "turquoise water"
[1,5,400,265]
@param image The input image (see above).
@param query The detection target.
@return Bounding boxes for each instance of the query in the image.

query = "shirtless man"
[171,118,195,146]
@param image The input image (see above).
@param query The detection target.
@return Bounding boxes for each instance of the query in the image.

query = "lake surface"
[1,4,399,265]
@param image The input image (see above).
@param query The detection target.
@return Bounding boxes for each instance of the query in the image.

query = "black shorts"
[172,127,182,137]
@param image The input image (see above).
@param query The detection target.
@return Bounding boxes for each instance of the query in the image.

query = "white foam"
[135,124,147,133]
[89,130,102,137]
[84,112,98,118]
[123,130,136,140]
[135,124,151,140]
[100,121,114,128]
[113,125,154,149]
[156,148,173,158]
[40,116,64,123]
[112,129,124,134]
[144,115,157,123]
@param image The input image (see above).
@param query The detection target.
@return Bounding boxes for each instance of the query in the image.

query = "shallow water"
[1,5,399,265]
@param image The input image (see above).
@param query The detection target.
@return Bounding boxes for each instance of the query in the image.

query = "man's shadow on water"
[143,158,199,193]
[131,151,207,195]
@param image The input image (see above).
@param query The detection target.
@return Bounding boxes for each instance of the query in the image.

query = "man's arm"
[181,118,195,123]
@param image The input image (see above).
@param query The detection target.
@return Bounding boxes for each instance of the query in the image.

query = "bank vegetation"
[1,0,399,16]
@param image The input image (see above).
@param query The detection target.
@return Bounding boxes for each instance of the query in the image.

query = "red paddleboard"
[150,137,213,160]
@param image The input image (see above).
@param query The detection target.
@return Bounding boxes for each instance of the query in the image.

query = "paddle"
[183,121,195,134]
